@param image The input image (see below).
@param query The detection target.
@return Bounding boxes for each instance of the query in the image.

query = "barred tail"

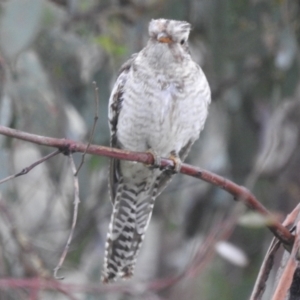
[102,181,154,283]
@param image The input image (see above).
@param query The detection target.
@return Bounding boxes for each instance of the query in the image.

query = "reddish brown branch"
[0,125,294,246]
[181,165,294,246]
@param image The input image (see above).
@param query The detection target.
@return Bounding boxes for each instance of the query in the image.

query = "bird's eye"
[180,39,185,45]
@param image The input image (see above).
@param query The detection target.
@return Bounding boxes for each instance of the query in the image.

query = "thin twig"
[53,154,80,279]
[0,125,295,246]
[75,81,99,176]
[0,149,61,185]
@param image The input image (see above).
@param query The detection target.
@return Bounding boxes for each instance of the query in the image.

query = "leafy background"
[0,0,300,299]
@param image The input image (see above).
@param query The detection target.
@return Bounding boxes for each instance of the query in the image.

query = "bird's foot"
[146,149,162,169]
[168,151,182,173]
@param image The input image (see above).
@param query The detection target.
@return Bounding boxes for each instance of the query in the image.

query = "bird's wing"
[108,54,137,203]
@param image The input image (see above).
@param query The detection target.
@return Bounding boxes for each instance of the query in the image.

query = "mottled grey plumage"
[102,19,211,283]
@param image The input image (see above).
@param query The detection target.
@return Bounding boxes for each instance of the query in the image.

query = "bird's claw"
[168,152,182,173]
[146,149,161,169]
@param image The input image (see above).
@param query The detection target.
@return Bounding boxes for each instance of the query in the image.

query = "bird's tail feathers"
[102,181,155,283]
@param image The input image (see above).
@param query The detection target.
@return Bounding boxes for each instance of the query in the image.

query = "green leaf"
[238,212,270,228]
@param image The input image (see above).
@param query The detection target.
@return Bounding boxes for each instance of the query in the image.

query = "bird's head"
[145,19,191,65]
[148,19,191,47]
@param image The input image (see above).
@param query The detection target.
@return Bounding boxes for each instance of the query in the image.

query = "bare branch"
[53,154,81,279]
[181,164,294,246]
[0,125,295,246]
[75,81,99,176]
[0,149,61,185]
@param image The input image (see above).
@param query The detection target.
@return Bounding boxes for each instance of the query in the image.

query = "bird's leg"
[146,149,162,169]
[167,150,182,173]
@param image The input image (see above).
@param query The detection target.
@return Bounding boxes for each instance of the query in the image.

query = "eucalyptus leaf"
[238,212,270,228]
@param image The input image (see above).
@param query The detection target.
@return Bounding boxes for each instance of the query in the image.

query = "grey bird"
[102,18,211,283]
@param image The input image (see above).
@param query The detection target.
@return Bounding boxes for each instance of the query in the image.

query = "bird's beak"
[157,33,173,44]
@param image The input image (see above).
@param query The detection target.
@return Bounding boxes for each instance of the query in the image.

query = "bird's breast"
[117,65,207,156]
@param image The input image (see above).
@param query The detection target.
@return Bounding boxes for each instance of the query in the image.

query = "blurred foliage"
[0,0,300,299]
[94,35,127,57]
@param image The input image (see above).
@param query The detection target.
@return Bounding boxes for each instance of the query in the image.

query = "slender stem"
[75,81,99,175]
[0,150,60,185]
[53,154,80,279]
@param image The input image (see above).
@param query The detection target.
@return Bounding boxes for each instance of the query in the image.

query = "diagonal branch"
[0,124,294,246]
